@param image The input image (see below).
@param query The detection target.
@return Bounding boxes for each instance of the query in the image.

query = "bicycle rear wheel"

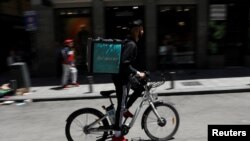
[65,108,110,141]
[142,102,180,140]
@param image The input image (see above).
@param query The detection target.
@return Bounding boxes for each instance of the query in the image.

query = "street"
[1,92,250,141]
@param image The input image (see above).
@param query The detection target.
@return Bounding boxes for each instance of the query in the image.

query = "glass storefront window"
[55,8,91,40]
[54,8,92,71]
[248,6,250,54]
[105,6,144,40]
[208,4,227,55]
[209,1,249,66]
[157,5,196,69]
[105,6,146,71]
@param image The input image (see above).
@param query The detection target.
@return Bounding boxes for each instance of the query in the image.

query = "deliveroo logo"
[93,42,122,73]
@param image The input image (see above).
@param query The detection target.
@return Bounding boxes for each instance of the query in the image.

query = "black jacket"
[113,39,138,83]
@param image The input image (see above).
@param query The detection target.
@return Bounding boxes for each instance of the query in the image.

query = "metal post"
[169,71,176,89]
[9,80,17,93]
[87,76,93,93]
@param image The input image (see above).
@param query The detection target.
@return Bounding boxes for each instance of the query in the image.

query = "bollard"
[169,71,176,89]
[10,62,31,90]
[9,80,17,92]
[87,76,93,93]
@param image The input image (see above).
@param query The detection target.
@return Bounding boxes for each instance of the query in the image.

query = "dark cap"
[129,19,143,28]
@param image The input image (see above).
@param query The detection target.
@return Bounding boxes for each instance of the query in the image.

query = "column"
[196,0,208,68]
[31,3,56,76]
[145,0,157,71]
[92,0,105,38]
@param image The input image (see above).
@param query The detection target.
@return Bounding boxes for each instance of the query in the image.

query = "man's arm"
[123,41,145,78]
[121,41,138,74]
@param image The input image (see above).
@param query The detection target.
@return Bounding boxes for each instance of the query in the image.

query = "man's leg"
[119,85,128,126]
[113,82,129,131]
[126,86,144,109]
[70,67,78,84]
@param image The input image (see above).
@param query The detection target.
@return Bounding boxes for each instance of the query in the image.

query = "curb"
[1,88,250,103]
[158,88,250,96]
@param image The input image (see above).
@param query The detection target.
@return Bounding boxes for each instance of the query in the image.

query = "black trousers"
[112,76,144,130]
[126,85,144,109]
[113,77,129,130]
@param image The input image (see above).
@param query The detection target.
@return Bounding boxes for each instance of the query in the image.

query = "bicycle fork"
[126,101,144,128]
[149,101,164,124]
[125,99,163,129]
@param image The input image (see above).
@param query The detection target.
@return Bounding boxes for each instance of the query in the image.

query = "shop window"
[209,2,249,66]
[248,7,250,54]
[157,5,196,69]
[54,8,92,70]
[105,6,144,39]
[55,8,91,40]
[105,6,146,70]
[208,4,227,55]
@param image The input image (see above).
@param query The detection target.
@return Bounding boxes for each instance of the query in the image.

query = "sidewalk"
[1,68,250,102]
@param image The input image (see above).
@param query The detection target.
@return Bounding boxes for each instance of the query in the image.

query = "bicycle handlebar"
[148,73,166,88]
[130,71,167,89]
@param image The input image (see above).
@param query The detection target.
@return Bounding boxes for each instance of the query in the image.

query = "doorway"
[54,8,92,75]
[225,3,248,66]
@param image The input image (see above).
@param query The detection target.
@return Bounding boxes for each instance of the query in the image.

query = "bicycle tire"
[65,108,110,141]
[142,102,180,141]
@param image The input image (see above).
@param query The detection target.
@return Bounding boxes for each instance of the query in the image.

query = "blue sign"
[24,11,38,31]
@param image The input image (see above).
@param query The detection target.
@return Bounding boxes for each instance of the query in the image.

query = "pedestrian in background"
[76,24,90,72]
[61,39,79,88]
[158,34,176,70]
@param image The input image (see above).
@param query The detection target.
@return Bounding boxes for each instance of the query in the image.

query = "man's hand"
[136,71,145,79]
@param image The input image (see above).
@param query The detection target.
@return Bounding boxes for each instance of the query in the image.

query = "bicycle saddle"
[100,90,116,97]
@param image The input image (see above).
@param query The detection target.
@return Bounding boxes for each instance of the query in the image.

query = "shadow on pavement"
[50,86,64,90]
[31,74,113,87]
[1,67,250,87]
[130,137,174,141]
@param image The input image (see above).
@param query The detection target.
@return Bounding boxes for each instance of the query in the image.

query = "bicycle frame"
[86,114,110,133]
[66,72,179,141]
[127,86,163,128]
[86,85,163,134]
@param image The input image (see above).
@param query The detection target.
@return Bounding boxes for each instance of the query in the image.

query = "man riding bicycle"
[112,19,146,141]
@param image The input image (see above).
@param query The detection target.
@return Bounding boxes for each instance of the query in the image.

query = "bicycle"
[65,72,180,141]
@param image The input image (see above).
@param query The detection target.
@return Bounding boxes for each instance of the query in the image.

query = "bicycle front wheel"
[142,102,180,140]
[65,108,110,141]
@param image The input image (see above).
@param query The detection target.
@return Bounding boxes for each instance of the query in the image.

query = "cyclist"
[112,19,145,141]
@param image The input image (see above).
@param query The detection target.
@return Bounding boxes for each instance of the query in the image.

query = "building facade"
[0,0,32,73]
[1,0,250,76]
[39,0,208,75]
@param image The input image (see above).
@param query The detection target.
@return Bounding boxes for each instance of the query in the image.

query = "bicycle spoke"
[66,109,113,141]
[147,122,158,125]
[143,103,179,140]
[73,119,84,128]
[70,124,83,133]
[70,125,83,132]
[147,115,157,121]
[85,113,89,124]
